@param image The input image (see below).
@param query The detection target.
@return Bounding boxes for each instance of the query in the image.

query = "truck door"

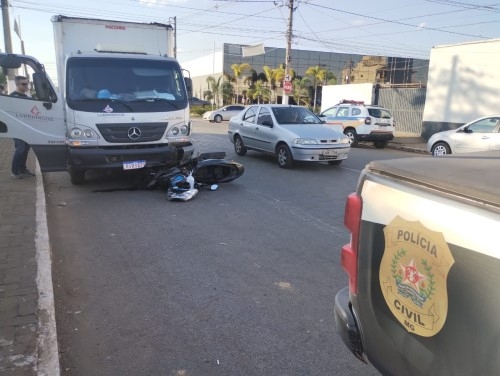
[0,54,67,172]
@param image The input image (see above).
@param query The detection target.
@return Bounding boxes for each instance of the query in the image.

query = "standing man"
[10,75,35,179]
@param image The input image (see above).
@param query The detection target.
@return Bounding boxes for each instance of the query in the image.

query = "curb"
[35,160,60,376]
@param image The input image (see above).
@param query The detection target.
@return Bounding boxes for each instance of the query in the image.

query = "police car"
[319,100,395,148]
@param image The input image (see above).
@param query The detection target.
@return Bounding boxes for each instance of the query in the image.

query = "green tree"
[206,76,223,107]
[263,65,284,103]
[247,80,271,104]
[291,77,312,106]
[220,81,235,105]
[305,65,327,109]
[230,63,251,104]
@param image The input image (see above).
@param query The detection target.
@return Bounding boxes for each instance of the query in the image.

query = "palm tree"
[247,80,271,104]
[291,77,312,106]
[263,65,283,103]
[206,76,223,107]
[230,63,251,104]
[220,81,234,105]
[305,65,327,109]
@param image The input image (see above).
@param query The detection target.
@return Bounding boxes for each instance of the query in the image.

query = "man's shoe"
[21,168,35,177]
[10,173,23,179]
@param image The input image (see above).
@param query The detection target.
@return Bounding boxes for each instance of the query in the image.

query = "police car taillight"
[364,117,371,125]
[341,193,362,294]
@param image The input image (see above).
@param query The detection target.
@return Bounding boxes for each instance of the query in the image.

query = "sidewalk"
[0,139,59,376]
[0,135,426,375]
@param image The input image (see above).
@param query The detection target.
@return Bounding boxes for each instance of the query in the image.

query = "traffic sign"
[283,80,292,94]
[285,74,292,82]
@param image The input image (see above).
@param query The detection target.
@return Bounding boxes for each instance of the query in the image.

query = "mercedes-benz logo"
[128,127,141,140]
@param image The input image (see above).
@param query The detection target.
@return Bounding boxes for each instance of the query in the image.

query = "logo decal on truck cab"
[380,216,455,337]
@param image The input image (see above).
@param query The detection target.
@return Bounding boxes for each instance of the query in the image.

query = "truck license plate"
[322,149,337,156]
[123,160,146,170]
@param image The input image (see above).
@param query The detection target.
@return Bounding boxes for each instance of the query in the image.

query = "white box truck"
[421,38,500,140]
[0,15,193,184]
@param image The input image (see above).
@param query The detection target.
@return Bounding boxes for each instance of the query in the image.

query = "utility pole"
[1,0,15,90]
[173,16,177,59]
[282,0,294,105]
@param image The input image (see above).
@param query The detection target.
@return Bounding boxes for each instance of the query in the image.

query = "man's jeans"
[11,138,30,174]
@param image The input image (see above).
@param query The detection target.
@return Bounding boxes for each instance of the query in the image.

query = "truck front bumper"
[334,287,366,363]
[68,143,195,170]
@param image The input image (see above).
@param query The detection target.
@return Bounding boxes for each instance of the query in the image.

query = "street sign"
[285,74,291,82]
[283,80,292,94]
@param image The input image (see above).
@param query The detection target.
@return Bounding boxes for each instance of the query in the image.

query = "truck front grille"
[96,122,167,143]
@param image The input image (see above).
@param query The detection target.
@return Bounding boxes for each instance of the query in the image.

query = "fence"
[378,87,426,136]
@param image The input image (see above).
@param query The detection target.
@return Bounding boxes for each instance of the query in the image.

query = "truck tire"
[431,141,451,156]
[344,128,358,147]
[374,140,388,149]
[69,168,86,185]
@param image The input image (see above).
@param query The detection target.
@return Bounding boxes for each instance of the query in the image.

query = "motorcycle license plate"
[322,150,337,156]
[123,160,146,170]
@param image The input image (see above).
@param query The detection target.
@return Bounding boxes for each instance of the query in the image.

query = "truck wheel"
[374,140,388,149]
[69,168,86,185]
[234,135,247,156]
[431,142,451,156]
[214,114,223,123]
[344,128,358,147]
[276,143,293,169]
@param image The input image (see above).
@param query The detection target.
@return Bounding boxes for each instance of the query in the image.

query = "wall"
[422,38,500,139]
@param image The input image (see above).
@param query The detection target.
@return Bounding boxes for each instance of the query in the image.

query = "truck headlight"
[70,128,82,138]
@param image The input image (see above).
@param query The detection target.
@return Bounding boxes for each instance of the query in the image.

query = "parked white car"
[203,105,246,123]
[427,115,500,155]
[228,104,350,168]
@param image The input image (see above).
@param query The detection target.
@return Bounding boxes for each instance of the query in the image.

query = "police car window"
[322,107,337,117]
[337,107,349,117]
[351,108,361,116]
[243,106,257,123]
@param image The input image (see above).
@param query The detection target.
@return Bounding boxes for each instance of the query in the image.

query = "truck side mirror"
[0,55,23,69]
[184,77,192,98]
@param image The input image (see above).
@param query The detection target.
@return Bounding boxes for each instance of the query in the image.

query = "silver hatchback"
[228,105,350,168]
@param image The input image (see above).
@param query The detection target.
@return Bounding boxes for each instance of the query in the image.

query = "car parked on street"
[427,115,500,155]
[203,105,246,123]
[318,100,395,148]
[228,104,350,168]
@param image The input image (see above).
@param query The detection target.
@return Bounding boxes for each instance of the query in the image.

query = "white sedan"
[228,104,350,168]
[427,115,500,156]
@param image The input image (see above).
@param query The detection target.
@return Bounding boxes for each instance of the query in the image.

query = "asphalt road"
[45,120,420,376]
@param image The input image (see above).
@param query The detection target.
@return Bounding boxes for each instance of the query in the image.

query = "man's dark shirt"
[10,91,28,98]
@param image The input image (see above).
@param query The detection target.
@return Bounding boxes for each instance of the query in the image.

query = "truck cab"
[0,52,194,184]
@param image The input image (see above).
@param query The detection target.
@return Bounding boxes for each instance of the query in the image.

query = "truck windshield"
[66,57,187,112]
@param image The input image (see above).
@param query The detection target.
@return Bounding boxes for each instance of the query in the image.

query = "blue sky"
[3,0,499,80]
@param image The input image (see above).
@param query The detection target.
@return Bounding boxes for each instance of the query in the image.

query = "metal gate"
[377,88,426,136]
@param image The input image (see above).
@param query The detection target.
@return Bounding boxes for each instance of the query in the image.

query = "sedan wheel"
[276,144,293,169]
[431,141,451,156]
[214,114,223,123]
[234,135,247,156]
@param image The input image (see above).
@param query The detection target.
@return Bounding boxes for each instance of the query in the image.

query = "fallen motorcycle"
[142,152,245,201]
